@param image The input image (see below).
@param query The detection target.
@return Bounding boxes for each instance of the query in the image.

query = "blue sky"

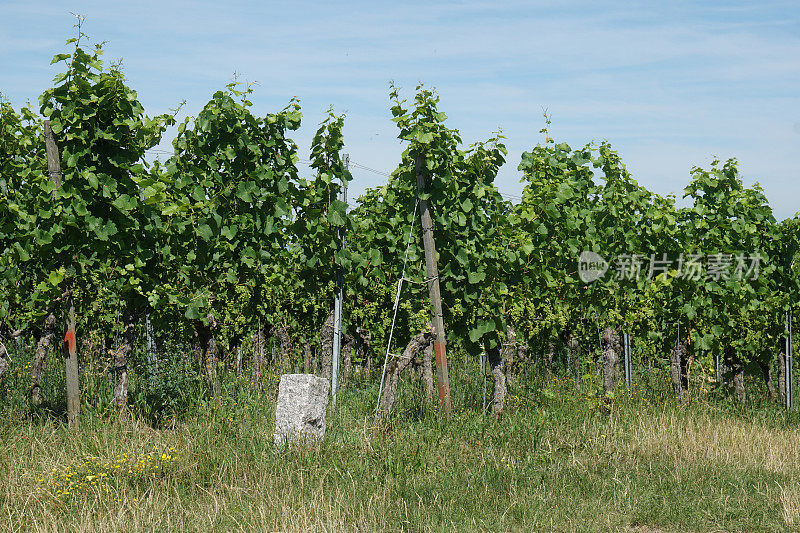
[1,1,798,218]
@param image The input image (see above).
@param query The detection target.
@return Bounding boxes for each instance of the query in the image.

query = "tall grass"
[0,344,798,532]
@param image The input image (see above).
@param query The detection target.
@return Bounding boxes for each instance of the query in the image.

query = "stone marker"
[273,374,329,445]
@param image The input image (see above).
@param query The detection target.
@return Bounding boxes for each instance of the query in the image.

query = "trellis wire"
[374,199,420,417]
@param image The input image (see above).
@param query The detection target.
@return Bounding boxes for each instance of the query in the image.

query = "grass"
[1,350,799,532]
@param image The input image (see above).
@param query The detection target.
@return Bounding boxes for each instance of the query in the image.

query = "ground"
[0,363,798,532]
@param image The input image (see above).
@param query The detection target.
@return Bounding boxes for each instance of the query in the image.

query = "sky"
[1,0,799,218]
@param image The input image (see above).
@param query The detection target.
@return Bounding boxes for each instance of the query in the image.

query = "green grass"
[1,350,799,532]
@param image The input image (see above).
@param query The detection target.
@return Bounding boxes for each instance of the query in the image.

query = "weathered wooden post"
[44,120,80,426]
[415,154,452,416]
[64,289,79,425]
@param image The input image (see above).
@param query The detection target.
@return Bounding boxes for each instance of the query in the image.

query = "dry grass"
[628,410,800,475]
[1,372,799,532]
[780,482,800,528]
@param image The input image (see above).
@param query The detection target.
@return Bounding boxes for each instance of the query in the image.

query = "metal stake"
[331,154,348,405]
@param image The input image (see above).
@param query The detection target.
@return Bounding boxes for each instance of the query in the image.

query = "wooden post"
[44,120,61,192]
[415,154,451,416]
[44,120,80,426]
[64,289,80,425]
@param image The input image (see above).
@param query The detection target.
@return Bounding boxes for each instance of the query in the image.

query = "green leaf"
[467,270,486,284]
[415,132,434,144]
[112,194,135,212]
[85,172,98,189]
[369,248,383,265]
[456,248,468,266]
[328,200,347,226]
[221,225,238,240]
[48,269,64,286]
[197,224,213,241]
[50,53,71,65]
[185,302,201,320]
[274,199,290,217]
[469,318,496,343]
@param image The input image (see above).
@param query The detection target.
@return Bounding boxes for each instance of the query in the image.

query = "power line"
[145,148,174,156]
[350,161,392,178]
[348,158,524,202]
[140,150,525,202]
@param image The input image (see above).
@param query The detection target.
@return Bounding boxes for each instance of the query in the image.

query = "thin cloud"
[1,0,798,217]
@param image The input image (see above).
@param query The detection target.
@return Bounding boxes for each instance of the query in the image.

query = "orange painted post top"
[64,330,76,354]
